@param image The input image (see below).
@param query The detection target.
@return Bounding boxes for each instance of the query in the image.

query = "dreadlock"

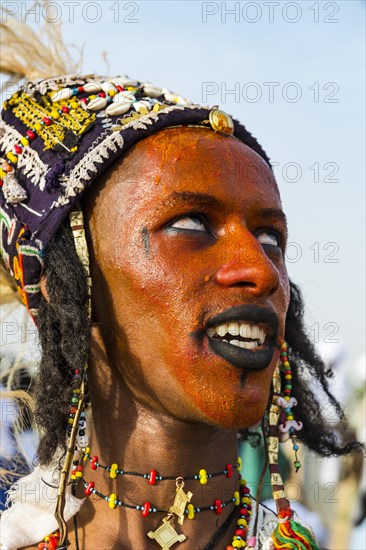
[33,219,363,466]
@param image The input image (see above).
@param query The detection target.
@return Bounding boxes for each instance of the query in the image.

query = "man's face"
[85,127,290,429]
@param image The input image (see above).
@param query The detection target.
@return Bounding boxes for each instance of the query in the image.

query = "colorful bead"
[226,463,233,478]
[142,501,151,517]
[109,463,118,479]
[84,481,95,496]
[149,469,157,485]
[109,493,118,509]
[237,457,242,472]
[215,499,222,514]
[199,468,208,484]
[187,503,195,519]
[91,456,99,470]
[6,152,18,164]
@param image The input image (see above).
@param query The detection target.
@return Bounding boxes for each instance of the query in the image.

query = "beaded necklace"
[40,453,254,550]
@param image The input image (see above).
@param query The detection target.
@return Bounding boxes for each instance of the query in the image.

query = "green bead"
[285,384,292,389]
[294,461,301,471]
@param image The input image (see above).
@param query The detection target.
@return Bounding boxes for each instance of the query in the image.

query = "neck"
[73,340,243,549]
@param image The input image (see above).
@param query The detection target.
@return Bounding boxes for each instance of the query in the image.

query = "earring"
[264,342,320,549]
[277,340,303,473]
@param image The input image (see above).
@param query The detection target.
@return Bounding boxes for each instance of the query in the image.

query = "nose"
[213,232,280,297]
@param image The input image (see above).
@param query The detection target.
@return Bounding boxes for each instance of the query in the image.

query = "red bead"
[14,145,22,154]
[142,501,150,517]
[149,469,157,485]
[80,97,88,104]
[214,499,222,514]
[226,463,233,478]
[242,486,250,495]
[61,106,70,113]
[91,456,99,470]
[26,130,36,139]
[78,86,84,93]
[84,481,95,496]
[76,464,83,472]
[0,179,3,187]
[98,92,106,98]
[240,507,249,516]
[116,85,124,92]
[43,117,51,125]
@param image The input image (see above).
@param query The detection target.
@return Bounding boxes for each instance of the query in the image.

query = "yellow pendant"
[147,478,193,548]
[147,516,186,549]
[169,478,193,526]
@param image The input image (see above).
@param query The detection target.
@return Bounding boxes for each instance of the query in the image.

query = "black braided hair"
[34,220,363,466]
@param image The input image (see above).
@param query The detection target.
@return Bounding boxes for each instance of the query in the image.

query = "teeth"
[206,321,267,344]
[229,340,259,349]
[217,324,227,337]
[228,322,239,336]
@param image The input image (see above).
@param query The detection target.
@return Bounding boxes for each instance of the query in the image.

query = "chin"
[197,394,269,431]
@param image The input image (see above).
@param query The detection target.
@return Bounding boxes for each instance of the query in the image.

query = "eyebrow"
[257,208,288,229]
[162,191,223,210]
[160,192,288,229]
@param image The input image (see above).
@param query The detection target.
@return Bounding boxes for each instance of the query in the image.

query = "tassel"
[45,158,66,190]
[271,508,321,550]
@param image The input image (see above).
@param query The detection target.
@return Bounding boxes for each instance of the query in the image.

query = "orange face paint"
[84,127,290,429]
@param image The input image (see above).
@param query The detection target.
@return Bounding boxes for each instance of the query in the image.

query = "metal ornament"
[169,478,193,525]
[147,517,186,549]
[208,108,234,136]
[147,478,193,548]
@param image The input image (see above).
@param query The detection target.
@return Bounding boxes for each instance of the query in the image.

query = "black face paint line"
[141,226,150,256]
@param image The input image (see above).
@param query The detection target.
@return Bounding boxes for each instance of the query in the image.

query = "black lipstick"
[205,304,279,371]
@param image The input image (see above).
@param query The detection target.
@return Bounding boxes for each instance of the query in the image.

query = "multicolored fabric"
[0,74,268,319]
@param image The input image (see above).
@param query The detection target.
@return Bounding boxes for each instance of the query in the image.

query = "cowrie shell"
[87,97,108,111]
[84,82,103,92]
[143,84,163,98]
[106,101,132,116]
[101,81,117,93]
[113,91,136,103]
[133,100,152,113]
[51,88,73,102]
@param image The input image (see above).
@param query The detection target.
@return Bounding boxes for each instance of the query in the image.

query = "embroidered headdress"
[0,75,271,320]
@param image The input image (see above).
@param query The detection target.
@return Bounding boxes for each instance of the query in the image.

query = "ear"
[40,274,51,303]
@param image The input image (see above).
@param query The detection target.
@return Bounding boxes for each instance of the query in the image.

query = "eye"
[169,215,207,232]
[257,230,281,247]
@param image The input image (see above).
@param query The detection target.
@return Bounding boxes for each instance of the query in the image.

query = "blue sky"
[1,0,365,375]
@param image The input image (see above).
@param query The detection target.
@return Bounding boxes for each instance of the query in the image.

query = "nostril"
[232,281,256,288]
